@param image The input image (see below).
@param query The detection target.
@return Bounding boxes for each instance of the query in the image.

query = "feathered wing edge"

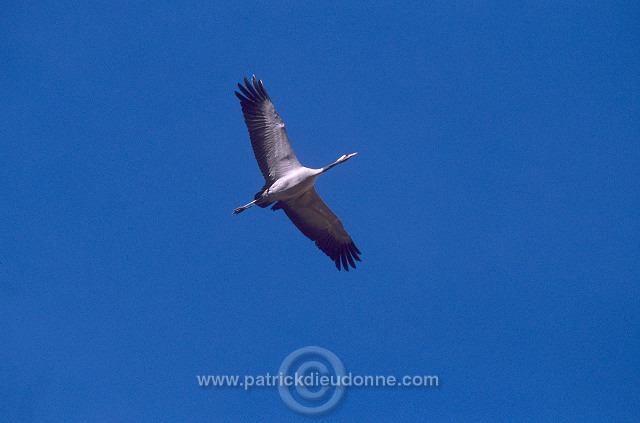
[234,76,275,183]
[234,75,300,185]
[275,189,361,271]
[235,75,270,105]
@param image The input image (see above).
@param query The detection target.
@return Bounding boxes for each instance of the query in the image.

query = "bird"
[232,75,361,271]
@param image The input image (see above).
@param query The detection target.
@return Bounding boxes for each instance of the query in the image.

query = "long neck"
[321,159,346,173]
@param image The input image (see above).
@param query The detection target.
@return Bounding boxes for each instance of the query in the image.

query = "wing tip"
[236,75,270,104]
[334,241,361,271]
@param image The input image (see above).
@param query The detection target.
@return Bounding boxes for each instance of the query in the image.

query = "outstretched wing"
[279,188,361,271]
[235,76,301,184]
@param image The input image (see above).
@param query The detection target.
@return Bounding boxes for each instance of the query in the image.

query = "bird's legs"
[232,199,257,215]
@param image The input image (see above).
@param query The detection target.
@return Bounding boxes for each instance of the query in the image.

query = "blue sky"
[1,1,639,421]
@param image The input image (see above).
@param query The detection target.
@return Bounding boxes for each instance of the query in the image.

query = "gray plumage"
[233,76,361,271]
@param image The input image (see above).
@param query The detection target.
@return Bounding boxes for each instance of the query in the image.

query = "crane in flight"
[232,76,361,271]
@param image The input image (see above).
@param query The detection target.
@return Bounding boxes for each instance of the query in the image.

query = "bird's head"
[338,152,358,162]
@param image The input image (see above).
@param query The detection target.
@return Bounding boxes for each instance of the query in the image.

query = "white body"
[262,167,321,202]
